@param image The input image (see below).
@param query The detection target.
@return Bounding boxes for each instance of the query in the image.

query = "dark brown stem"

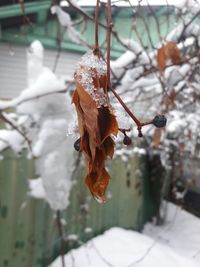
[56,210,66,267]
[66,0,136,53]
[109,86,141,127]
[110,87,154,137]
[19,0,33,28]
[53,27,67,72]
[94,0,99,49]
[118,128,131,133]
[106,0,112,90]
[141,120,154,127]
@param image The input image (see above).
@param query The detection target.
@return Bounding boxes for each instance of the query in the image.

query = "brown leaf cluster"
[157,42,182,73]
[72,50,118,203]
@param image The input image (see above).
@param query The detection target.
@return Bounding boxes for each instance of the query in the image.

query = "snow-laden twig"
[0,112,32,153]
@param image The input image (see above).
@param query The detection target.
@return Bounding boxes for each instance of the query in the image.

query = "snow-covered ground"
[50,202,200,267]
[143,202,200,263]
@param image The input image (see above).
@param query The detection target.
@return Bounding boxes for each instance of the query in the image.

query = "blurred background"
[1,1,200,267]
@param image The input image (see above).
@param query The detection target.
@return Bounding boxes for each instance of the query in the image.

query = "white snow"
[16,69,66,120]
[0,40,77,211]
[0,129,24,153]
[75,50,108,108]
[144,202,200,263]
[49,202,200,267]
[28,178,46,199]
[0,55,66,113]
[51,5,72,27]
[27,40,44,86]
[51,5,85,45]
[111,51,136,71]
[32,119,69,157]
[66,234,78,242]
[76,0,200,6]
[24,40,76,210]
[114,104,131,130]
[167,23,200,42]
[35,133,75,210]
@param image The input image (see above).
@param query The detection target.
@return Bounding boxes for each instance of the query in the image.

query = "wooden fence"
[0,149,156,267]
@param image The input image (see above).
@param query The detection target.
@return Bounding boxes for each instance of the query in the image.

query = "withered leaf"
[72,50,118,203]
[157,42,181,73]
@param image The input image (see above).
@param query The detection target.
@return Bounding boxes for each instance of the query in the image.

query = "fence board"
[0,150,156,267]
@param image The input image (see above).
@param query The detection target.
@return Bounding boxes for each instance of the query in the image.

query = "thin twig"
[106,0,112,91]
[56,210,66,267]
[109,86,153,137]
[53,27,67,72]
[0,112,32,153]
[0,88,68,112]
[66,0,140,53]
[94,0,100,49]
[126,204,180,267]
[178,9,200,42]
[19,0,34,27]
[91,240,114,267]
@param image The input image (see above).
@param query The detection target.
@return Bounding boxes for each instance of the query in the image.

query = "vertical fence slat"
[0,150,156,267]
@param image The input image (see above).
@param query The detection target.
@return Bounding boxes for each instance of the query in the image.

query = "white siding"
[0,43,82,99]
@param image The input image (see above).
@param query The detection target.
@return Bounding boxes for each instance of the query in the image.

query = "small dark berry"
[123,135,132,146]
[137,127,143,138]
[138,132,143,138]
[74,138,81,151]
[152,115,167,128]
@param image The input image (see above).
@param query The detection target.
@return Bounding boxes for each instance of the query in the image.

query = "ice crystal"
[75,50,108,108]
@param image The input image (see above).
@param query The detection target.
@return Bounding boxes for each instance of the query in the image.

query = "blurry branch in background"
[65,0,142,52]
[0,84,72,156]
[9,0,200,169]
[1,0,200,265]
[177,9,200,42]
[0,88,69,112]
[56,211,66,267]
[0,111,33,153]
[19,0,34,27]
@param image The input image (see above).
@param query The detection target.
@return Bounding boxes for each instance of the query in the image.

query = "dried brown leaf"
[72,50,118,203]
[157,42,182,73]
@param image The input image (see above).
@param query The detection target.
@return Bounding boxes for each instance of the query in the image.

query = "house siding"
[0,42,82,99]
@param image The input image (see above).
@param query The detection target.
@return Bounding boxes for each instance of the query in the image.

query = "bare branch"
[56,210,66,267]
[0,112,32,153]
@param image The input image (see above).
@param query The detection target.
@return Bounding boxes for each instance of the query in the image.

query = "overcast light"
[60,0,200,7]
[73,0,200,6]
